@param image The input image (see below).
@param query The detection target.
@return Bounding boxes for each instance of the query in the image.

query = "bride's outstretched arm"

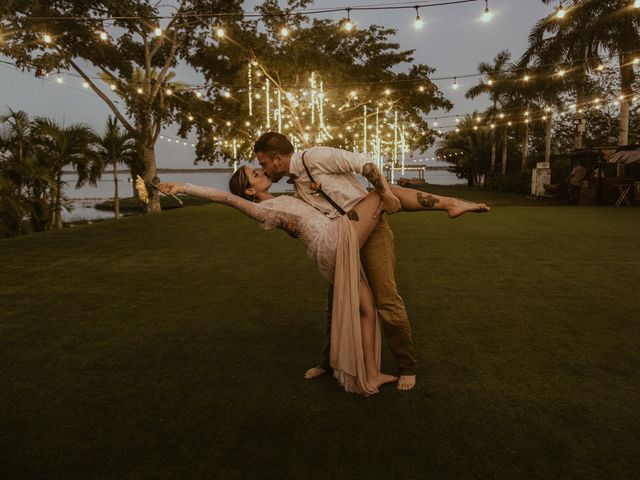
[156,182,294,228]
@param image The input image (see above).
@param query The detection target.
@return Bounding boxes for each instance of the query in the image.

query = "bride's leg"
[347,192,385,248]
[359,279,397,388]
[389,185,490,218]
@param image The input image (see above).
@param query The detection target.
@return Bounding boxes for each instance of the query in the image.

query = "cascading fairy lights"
[277,88,282,133]
[232,138,238,171]
[401,124,406,175]
[375,107,381,169]
[310,72,316,125]
[319,81,325,129]
[265,78,271,129]
[248,62,253,116]
[363,105,367,156]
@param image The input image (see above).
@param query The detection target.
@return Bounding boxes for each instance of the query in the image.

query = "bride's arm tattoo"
[417,192,440,209]
[362,163,386,193]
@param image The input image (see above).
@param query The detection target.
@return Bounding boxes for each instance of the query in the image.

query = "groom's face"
[256,152,284,182]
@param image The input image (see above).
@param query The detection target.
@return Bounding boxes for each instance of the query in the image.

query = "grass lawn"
[2,186,639,479]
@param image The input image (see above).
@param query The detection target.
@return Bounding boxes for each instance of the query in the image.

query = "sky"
[0,0,555,168]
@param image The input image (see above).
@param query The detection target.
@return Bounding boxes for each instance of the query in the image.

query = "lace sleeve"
[180,184,298,230]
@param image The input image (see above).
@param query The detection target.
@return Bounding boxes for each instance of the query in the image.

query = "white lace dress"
[181,185,382,396]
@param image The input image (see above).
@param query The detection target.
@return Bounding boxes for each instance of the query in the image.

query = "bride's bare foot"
[370,373,398,389]
[304,366,327,379]
[447,198,491,218]
[397,374,416,391]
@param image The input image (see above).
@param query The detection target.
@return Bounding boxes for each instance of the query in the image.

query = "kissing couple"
[157,132,489,396]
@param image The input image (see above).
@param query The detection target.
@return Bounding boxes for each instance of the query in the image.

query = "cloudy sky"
[0,0,555,167]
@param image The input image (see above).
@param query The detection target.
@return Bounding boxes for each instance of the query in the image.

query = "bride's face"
[244,166,272,194]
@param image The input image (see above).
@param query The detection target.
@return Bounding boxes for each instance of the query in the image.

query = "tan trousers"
[320,217,418,375]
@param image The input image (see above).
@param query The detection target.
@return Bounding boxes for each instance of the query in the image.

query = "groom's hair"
[254,132,293,157]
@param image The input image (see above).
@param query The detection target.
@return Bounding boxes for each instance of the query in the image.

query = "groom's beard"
[268,172,284,182]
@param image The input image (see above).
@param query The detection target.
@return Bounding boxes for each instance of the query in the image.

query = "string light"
[452,77,459,90]
[556,1,566,19]
[344,8,354,31]
[248,62,253,116]
[414,7,424,29]
[482,0,492,22]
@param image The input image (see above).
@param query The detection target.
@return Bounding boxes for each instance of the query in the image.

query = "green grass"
[1,186,639,479]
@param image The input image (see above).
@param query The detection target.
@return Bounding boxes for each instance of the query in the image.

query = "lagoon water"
[62,168,464,221]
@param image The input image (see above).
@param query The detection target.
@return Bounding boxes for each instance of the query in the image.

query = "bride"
[156,168,489,396]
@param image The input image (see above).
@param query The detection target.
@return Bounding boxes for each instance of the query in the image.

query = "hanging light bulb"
[414,7,424,29]
[99,31,108,41]
[487,79,494,86]
[216,27,225,38]
[280,27,289,37]
[596,64,605,71]
[110,84,116,90]
[188,115,194,121]
[137,87,143,94]
[154,27,162,37]
[196,91,202,98]
[82,82,89,88]
[43,33,52,44]
[419,85,425,92]
[165,88,172,95]
[452,77,459,90]
[344,8,354,31]
[482,0,492,22]
[56,76,63,84]
[556,1,566,19]
[523,74,530,81]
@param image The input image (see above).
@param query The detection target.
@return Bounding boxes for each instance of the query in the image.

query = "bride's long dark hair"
[229,167,255,201]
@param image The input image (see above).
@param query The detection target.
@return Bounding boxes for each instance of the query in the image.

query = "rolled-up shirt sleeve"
[304,146,369,175]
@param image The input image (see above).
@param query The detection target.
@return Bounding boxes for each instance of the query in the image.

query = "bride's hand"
[156,182,185,195]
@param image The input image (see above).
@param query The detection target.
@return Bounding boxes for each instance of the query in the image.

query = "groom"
[254,132,418,391]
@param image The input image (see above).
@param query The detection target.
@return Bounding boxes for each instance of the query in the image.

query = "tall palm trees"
[466,50,512,173]
[93,117,139,220]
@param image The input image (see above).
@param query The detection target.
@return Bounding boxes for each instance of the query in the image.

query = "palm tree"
[436,113,492,186]
[466,50,513,174]
[31,118,97,229]
[93,117,138,220]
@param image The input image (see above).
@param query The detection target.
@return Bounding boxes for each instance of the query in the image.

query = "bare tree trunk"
[501,126,508,175]
[521,121,529,170]
[619,52,634,146]
[141,141,161,214]
[54,171,63,229]
[113,163,120,220]
[545,112,552,164]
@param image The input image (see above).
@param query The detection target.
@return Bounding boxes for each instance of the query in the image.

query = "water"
[62,168,463,221]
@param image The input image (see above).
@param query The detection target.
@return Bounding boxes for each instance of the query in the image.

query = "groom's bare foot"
[397,374,416,391]
[304,366,327,379]
[447,199,490,219]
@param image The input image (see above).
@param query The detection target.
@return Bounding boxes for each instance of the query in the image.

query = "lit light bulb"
[482,0,492,22]
[196,91,202,98]
[414,7,424,29]
[499,113,505,119]
[452,77,459,90]
[82,82,89,88]
[419,86,425,92]
[165,89,172,95]
[207,118,213,124]
[558,69,566,77]
[344,20,354,31]
[56,77,63,84]
[556,7,566,19]
[110,84,116,90]
[216,28,225,38]
[154,27,162,37]
[350,90,357,98]
[384,89,391,96]
[245,121,250,126]
[188,115,194,121]
[43,34,52,44]
[99,31,108,41]
[226,121,231,126]
[523,74,530,81]
[596,65,604,71]
[455,117,460,123]
[633,58,640,65]
[487,79,494,86]
[280,27,289,37]
[137,87,143,94]
[223,90,231,98]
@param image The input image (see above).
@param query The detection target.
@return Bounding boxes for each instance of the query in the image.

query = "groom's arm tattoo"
[347,209,360,222]
[362,163,386,193]
[417,192,440,209]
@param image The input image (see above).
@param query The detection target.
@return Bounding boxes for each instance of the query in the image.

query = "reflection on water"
[63,168,463,222]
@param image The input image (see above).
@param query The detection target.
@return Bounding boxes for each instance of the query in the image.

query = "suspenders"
[301,151,347,216]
